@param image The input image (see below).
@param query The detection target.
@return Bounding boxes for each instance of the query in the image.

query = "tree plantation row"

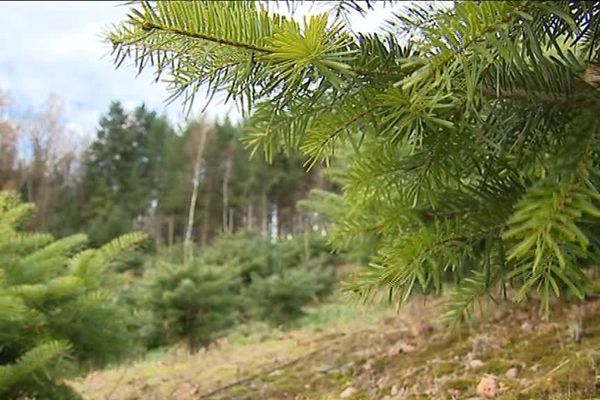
[0,90,349,399]
[0,191,348,398]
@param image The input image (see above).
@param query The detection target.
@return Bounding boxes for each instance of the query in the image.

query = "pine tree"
[107,1,600,320]
[0,191,146,399]
[82,102,173,245]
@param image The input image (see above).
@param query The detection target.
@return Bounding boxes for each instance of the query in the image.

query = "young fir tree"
[146,261,242,352]
[107,1,600,320]
[0,191,146,399]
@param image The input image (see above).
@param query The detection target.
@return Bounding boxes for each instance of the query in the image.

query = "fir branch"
[138,21,271,53]
[482,87,600,108]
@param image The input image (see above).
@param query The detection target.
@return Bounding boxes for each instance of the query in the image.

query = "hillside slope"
[72,298,600,400]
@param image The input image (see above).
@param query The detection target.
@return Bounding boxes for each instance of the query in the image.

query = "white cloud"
[0,1,232,138]
[0,1,404,138]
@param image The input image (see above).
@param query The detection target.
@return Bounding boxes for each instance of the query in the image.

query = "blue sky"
[0,1,396,138]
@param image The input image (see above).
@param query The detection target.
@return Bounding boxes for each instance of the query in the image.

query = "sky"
[0,1,394,139]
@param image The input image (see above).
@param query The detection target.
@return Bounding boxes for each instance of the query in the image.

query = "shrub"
[200,231,339,276]
[243,265,335,325]
[204,233,338,326]
[146,261,242,352]
[142,232,339,349]
[275,233,339,268]
[198,231,274,283]
[0,191,146,399]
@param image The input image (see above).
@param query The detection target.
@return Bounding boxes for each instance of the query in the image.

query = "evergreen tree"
[73,104,320,247]
[108,1,600,320]
[145,261,242,352]
[145,231,337,350]
[82,102,173,245]
[0,191,146,399]
[243,266,334,325]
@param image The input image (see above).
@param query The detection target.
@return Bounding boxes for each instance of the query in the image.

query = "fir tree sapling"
[0,191,146,399]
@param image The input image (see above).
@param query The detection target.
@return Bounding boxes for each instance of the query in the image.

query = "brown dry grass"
[70,297,600,400]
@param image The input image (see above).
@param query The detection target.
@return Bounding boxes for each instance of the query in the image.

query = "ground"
[71,296,600,400]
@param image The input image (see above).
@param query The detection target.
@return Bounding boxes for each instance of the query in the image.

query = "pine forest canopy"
[107,1,600,322]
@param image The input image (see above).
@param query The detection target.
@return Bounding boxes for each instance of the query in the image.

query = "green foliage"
[197,231,338,281]
[198,232,273,282]
[146,261,241,352]
[80,102,175,245]
[0,191,147,399]
[46,95,324,249]
[243,265,335,325]
[109,1,600,322]
[142,232,338,351]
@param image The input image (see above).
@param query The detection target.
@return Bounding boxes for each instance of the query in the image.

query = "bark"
[261,191,268,237]
[184,124,209,262]
[246,203,253,231]
[222,153,233,233]
[228,207,234,233]
[200,178,212,246]
[165,215,175,247]
[303,215,310,262]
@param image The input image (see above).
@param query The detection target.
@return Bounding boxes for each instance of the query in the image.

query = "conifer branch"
[139,21,272,54]
[482,87,600,108]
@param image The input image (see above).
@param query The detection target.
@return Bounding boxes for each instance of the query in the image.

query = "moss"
[72,299,600,400]
[433,361,461,376]
[503,332,560,364]
[483,358,515,375]
[443,378,477,392]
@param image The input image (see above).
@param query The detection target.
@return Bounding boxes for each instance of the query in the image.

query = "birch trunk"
[184,125,209,263]
[261,191,268,237]
[222,155,232,233]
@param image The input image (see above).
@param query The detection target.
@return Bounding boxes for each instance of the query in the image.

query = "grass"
[70,296,600,400]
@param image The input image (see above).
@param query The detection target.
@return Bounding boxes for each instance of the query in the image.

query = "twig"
[197,326,385,398]
[544,359,571,378]
[520,358,570,394]
[317,361,355,374]
[197,346,325,399]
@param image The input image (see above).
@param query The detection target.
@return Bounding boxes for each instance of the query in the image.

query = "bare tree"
[184,122,210,262]
[19,94,84,228]
[221,147,233,234]
[0,91,18,190]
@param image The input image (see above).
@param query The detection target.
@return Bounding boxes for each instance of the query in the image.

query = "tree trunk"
[261,191,268,237]
[304,215,310,263]
[246,204,253,231]
[166,215,175,247]
[272,203,279,241]
[184,125,209,262]
[228,207,234,233]
[222,154,232,234]
[200,178,212,246]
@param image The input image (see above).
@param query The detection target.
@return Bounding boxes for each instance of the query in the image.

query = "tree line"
[0,92,335,247]
[0,90,344,399]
